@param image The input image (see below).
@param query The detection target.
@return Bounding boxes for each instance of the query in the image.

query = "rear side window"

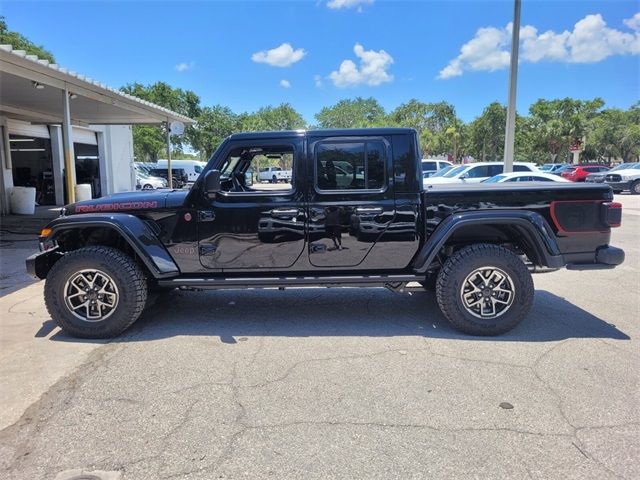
[514,165,532,172]
[422,161,437,171]
[466,165,492,178]
[393,134,420,193]
[316,141,386,191]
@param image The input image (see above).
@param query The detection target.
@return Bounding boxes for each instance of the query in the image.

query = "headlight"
[621,176,634,181]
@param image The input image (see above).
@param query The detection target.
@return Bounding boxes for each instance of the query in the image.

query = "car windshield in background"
[483,175,506,183]
[540,165,554,171]
[429,165,455,178]
[611,163,639,171]
[556,166,575,173]
[442,165,469,178]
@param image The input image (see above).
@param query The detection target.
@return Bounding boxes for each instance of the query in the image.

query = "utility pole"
[503,0,521,173]
[166,120,172,189]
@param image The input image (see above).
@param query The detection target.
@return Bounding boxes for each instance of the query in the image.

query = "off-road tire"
[435,244,534,336]
[631,180,640,195]
[44,246,148,338]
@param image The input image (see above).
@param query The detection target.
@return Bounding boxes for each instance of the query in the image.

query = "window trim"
[313,137,389,195]
[215,140,298,197]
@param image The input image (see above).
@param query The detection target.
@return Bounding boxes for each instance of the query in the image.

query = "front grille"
[606,174,622,182]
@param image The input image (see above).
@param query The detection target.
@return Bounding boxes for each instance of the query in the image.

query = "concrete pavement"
[0,195,638,479]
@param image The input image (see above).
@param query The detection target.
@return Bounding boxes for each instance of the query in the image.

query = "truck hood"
[65,189,188,215]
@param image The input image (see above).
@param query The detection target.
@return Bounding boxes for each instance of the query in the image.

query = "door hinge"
[199,243,217,256]
[199,211,216,222]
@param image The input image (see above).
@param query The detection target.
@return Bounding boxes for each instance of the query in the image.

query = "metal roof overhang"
[0,45,195,126]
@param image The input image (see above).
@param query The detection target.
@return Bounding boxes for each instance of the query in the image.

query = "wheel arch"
[412,210,564,274]
[44,214,179,279]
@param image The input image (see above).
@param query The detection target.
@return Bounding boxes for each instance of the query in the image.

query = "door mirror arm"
[204,170,222,199]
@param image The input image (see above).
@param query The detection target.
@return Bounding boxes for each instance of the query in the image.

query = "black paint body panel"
[30,129,623,280]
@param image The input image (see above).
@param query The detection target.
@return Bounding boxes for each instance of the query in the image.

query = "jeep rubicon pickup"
[27,128,625,338]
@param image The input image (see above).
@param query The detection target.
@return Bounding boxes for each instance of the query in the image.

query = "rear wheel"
[44,246,148,338]
[631,180,640,195]
[143,184,153,190]
[271,175,277,184]
[435,244,534,336]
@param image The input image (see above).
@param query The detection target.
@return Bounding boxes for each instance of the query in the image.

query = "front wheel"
[435,244,534,336]
[143,184,153,190]
[44,246,148,338]
[631,180,640,195]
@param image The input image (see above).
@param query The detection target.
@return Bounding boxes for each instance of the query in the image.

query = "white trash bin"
[9,186,36,215]
[75,184,92,202]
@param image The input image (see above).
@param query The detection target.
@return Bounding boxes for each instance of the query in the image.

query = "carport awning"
[0,45,195,126]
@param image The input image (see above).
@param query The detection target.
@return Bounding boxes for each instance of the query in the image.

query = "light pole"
[503,0,521,173]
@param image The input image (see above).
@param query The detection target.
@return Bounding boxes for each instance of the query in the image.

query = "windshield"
[556,165,575,173]
[611,163,638,171]
[442,165,469,178]
[483,175,506,183]
[540,164,555,171]
[429,166,455,178]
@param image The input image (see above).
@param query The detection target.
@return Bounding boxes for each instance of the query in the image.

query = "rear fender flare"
[412,210,563,273]
[46,213,179,278]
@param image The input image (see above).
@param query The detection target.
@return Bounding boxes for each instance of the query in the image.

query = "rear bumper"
[566,246,625,270]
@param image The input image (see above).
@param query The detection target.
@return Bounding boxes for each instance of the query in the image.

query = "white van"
[156,159,207,185]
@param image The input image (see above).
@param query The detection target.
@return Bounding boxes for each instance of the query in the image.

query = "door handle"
[355,207,383,215]
[271,208,300,218]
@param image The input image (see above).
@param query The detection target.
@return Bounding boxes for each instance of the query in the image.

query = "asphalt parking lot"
[0,195,638,480]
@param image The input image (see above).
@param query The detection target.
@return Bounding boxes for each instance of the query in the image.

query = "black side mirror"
[204,170,221,198]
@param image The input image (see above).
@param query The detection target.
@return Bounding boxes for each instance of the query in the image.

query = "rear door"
[307,135,394,268]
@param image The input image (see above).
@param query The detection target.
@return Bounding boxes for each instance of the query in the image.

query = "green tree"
[191,105,238,160]
[527,98,604,163]
[239,104,306,131]
[588,107,640,163]
[120,82,201,161]
[0,16,55,63]
[315,97,386,128]
[464,102,507,161]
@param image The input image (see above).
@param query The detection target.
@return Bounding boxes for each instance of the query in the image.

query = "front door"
[307,136,395,268]
[197,137,306,271]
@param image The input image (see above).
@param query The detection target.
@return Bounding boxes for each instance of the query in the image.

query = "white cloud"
[329,43,394,87]
[279,79,291,88]
[327,0,373,11]
[251,43,306,67]
[314,74,323,87]
[624,12,640,31]
[439,13,640,79]
[175,61,194,72]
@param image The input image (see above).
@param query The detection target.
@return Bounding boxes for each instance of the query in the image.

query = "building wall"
[0,118,135,213]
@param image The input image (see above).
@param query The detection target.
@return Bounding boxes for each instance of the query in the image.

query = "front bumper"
[566,246,625,271]
[26,247,64,279]
[605,180,631,191]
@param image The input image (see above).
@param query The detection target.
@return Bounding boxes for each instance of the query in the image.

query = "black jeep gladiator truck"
[27,128,624,338]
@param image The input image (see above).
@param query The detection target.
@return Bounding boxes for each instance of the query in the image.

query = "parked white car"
[421,159,453,178]
[425,162,539,186]
[258,166,292,183]
[156,159,207,185]
[136,172,167,190]
[483,172,570,183]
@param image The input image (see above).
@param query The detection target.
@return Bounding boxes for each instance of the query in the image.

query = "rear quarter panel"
[423,183,614,256]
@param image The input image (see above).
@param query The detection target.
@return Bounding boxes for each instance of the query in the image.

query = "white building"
[0,45,194,214]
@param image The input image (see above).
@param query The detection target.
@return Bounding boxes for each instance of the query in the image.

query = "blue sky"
[3,0,639,123]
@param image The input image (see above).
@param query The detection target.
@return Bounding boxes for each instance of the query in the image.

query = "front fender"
[412,210,564,273]
[44,213,179,278]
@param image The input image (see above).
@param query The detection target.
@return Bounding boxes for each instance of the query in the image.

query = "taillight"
[603,202,622,228]
[550,200,616,234]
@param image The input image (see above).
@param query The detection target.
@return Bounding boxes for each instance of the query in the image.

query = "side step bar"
[157,274,424,290]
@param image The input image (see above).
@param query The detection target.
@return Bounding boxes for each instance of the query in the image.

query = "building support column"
[48,125,65,206]
[62,87,76,203]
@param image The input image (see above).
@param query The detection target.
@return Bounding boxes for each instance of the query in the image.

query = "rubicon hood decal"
[75,201,159,213]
